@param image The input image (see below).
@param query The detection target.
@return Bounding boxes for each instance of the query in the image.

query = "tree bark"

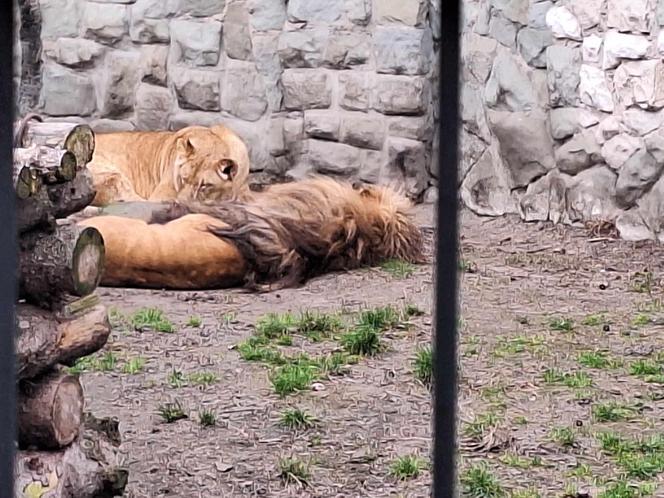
[16,120,95,168]
[14,412,128,498]
[14,145,77,185]
[19,224,105,309]
[15,303,111,381]
[17,369,84,450]
[16,168,96,233]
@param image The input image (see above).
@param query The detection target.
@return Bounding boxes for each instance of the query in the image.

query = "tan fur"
[78,177,426,291]
[87,124,251,207]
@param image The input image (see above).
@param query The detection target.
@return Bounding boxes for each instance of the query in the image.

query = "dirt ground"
[78,206,664,498]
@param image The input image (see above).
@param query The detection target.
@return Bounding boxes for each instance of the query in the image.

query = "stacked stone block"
[16,0,440,201]
[461,0,664,241]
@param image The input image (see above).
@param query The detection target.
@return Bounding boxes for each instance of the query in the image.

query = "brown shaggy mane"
[149,177,427,291]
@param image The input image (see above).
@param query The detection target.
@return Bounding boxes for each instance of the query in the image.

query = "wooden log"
[14,145,77,184]
[13,164,41,200]
[19,224,105,310]
[16,120,95,168]
[16,167,96,233]
[15,303,111,381]
[17,369,84,450]
[14,412,128,498]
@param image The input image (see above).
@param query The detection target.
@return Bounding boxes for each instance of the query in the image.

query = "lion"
[77,177,427,291]
[86,124,251,207]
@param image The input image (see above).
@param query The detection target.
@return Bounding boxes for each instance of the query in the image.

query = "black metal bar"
[432,1,461,497]
[0,0,18,496]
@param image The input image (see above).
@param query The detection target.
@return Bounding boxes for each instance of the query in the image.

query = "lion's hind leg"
[87,164,144,206]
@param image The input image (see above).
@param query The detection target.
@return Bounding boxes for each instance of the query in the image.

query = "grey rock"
[491,0,529,24]
[180,0,225,17]
[253,33,284,111]
[659,0,664,26]
[602,31,649,70]
[83,3,129,45]
[359,149,385,183]
[346,0,372,26]
[616,148,663,207]
[554,129,602,175]
[489,13,517,47]
[135,84,173,130]
[595,116,622,144]
[221,63,268,121]
[268,118,286,156]
[140,45,169,86]
[582,35,603,63]
[460,128,487,182]
[644,128,664,163]
[462,33,498,84]
[517,27,552,68]
[566,165,620,223]
[485,50,538,111]
[41,0,80,39]
[130,0,179,43]
[224,3,253,61]
[278,28,328,68]
[303,139,361,176]
[460,145,515,216]
[607,0,650,33]
[474,1,491,35]
[622,109,664,135]
[281,70,332,110]
[325,31,371,69]
[373,75,430,115]
[99,51,141,117]
[90,119,135,133]
[461,84,490,140]
[487,109,555,186]
[341,113,386,150]
[248,0,286,31]
[601,134,644,170]
[304,111,340,140]
[431,124,440,179]
[422,186,438,204]
[518,169,569,223]
[579,64,614,112]
[621,175,664,241]
[385,137,429,200]
[614,60,664,111]
[545,5,582,41]
[43,38,104,68]
[375,0,427,26]
[546,45,581,108]
[283,115,304,147]
[429,0,441,38]
[616,210,655,241]
[549,107,599,140]
[570,0,603,30]
[529,0,553,29]
[171,67,221,111]
[339,71,371,111]
[171,19,222,67]
[287,0,344,23]
[39,63,96,116]
[374,26,433,75]
[388,115,434,142]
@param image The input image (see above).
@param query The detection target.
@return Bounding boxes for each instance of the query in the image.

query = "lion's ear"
[216,159,238,181]
[176,137,195,156]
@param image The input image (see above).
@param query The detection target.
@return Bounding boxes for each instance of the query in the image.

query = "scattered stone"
[487,109,555,186]
[614,60,664,111]
[99,50,141,117]
[135,84,173,130]
[385,137,429,200]
[518,169,569,223]
[545,6,582,41]
[303,111,340,140]
[373,75,430,115]
[579,64,614,112]
[39,63,96,116]
[616,210,655,241]
[140,45,169,86]
[170,67,221,111]
[278,28,328,68]
[602,31,650,70]
[171,19,222,67]
[43,38,104,68]
[460,146,515,216]
[287,0,344,23]
[375,0,428,26]
[549,107,599,140]
[601,134,644,170]
[582,35,602,63]
[221,63,268,122]
[248,0,287,31]
[82,3,128,45]
[341,113,386,150]
[554,129,602,175]
[617,175,664,241]
[489,13,517,47]
[517,27,552,68]
[546,45,581,107]
[373,26,434,75]
[566,166,620,223]
[607,0,650,33]
[224,3,253,61]
[339,72,371,111]
[485,51,538,111]
[281,70,332,110]
[615,148,663,206]
[129,0,180,44]
[40,0,80,39]
[180,0,226,17]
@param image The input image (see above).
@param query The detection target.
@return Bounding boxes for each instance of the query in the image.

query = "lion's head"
[171,126,250,202]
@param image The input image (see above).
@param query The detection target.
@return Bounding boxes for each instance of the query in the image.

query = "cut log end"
[14,166,40,200]
[19,121,96,168]
[64,124,96,167]
[72,226,105,297]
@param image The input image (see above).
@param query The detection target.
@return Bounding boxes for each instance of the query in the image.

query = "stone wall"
[14,0,440,200]
[461,0,664,241]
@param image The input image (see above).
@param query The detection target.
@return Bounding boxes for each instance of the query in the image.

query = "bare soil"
[79,207,664,497]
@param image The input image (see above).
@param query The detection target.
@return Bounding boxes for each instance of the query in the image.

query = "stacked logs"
[12,116,127,497]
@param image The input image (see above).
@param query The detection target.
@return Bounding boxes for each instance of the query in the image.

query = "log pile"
[12,115,127,497]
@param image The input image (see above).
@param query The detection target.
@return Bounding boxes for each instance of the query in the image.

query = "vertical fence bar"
[0,0,18,496]
[432,2,461,497]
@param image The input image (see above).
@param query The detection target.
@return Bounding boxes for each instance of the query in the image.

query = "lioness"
[87,124,251,206]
